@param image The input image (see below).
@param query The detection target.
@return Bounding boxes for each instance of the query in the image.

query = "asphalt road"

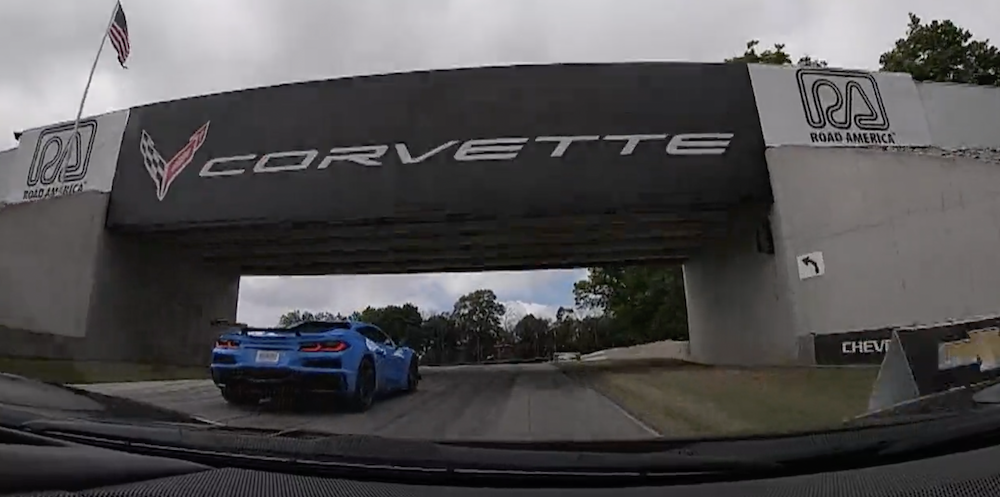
[77,363,659,441]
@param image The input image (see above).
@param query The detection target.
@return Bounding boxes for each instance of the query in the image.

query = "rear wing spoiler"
[217,320,353,337]
[240,326,301,337]
[211,319,248,329]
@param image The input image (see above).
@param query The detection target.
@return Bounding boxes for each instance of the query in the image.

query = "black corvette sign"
[109,62,769,228]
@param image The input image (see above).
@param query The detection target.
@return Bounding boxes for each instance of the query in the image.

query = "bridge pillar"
[0,191,239,367]
[682,205,800,366]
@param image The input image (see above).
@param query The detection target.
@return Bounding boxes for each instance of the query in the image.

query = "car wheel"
[349,357,376,412]
[405,359,419,393]
[221,386,260,407]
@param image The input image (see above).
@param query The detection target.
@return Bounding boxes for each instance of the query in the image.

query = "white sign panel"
[748,64,932,147]
[0,109,129,205]
[796,251,825,280]
[866,330,920,413]
[0,148,15,210]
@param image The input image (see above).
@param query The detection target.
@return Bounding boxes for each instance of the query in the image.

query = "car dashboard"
[4,427,1000,496]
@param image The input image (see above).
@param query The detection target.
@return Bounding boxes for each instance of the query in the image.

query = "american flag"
[108,1,130,68]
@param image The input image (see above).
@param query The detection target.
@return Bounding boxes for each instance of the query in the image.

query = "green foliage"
[512,314,552,358]
[277,310,343,327]
[879,13,1000,85]
[725,40,827,67]
[573,265,688,345]
[452,289,505,362]
[351,304,424,348]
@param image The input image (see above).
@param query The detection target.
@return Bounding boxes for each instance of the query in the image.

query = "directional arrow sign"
[797,251,825,280]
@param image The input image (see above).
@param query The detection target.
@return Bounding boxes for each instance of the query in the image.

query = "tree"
[573,265,688,344]
[512,314,551,359]
[276,309,342,327]
[452,289,506,363]
[352,304,425,349]
[879,13,1000,86]
[726,40,827,67]
[421,312,458,365]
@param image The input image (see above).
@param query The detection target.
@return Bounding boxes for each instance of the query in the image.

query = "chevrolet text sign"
[108,63,770,227]
[748,64,932,147]
[813,328,894,365]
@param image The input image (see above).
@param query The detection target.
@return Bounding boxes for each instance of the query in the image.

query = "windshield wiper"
[198,424,337,438]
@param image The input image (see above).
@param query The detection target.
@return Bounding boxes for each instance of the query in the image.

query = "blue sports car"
[209,320,420,411]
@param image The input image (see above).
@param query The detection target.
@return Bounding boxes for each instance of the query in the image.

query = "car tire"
[221,386,260,407]
[348,357,376,412]
[405,359,419,393]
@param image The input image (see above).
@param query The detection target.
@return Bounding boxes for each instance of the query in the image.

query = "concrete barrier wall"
[768,146,1000,337]
[580,340,691,362]
[918,82,1000,148]
[0,190,241,366]
[0,191,106,338]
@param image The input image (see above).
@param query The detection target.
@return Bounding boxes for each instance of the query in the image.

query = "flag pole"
[71,1,119,138]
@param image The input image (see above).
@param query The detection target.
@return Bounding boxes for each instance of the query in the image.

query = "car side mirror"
[398,338,408,347]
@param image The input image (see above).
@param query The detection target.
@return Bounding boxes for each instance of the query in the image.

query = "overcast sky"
[1,0,996,326]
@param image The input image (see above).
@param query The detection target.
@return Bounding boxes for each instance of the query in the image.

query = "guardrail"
[579,351,607,362]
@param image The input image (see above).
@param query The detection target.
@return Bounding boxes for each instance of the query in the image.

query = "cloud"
[3,0,996,325]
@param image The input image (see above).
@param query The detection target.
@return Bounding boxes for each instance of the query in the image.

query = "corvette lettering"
[198,133,734,178]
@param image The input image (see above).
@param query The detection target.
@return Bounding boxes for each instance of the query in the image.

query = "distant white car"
[554,352,581,362]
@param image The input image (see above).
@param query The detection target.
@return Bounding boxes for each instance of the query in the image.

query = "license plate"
[255,350,280,363]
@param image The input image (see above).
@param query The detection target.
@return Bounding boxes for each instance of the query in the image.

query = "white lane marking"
[599,392,661,437]
[567,372,660,438]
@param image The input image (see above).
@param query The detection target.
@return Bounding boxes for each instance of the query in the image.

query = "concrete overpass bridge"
[3,61,1000,368]
[105,62,770,275]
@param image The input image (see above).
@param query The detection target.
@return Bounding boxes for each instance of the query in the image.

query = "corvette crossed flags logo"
[138,122,210,201]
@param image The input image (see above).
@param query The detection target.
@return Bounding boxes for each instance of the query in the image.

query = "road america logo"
[22,120,98,201]
[139,122,210,201]
[795,68,894,146]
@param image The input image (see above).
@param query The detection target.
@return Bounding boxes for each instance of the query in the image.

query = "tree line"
[277,285,663,365]
[277,13,999,365]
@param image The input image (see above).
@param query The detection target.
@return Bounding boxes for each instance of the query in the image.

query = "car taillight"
[300,341,348,352]
[216,339,240,349]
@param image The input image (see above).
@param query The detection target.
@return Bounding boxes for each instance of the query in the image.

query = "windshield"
[2,0,999,474]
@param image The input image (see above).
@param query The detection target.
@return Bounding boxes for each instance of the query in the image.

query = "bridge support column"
[682,205,799,366]
[84,232,241,367]
[0,191,239,367]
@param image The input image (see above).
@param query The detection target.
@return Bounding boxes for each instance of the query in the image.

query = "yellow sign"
[938,327,1000,372]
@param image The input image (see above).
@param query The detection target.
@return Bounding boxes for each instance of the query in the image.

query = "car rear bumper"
[210,365,355,395]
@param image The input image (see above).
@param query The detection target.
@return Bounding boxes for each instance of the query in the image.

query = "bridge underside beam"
[124,208,753,275]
